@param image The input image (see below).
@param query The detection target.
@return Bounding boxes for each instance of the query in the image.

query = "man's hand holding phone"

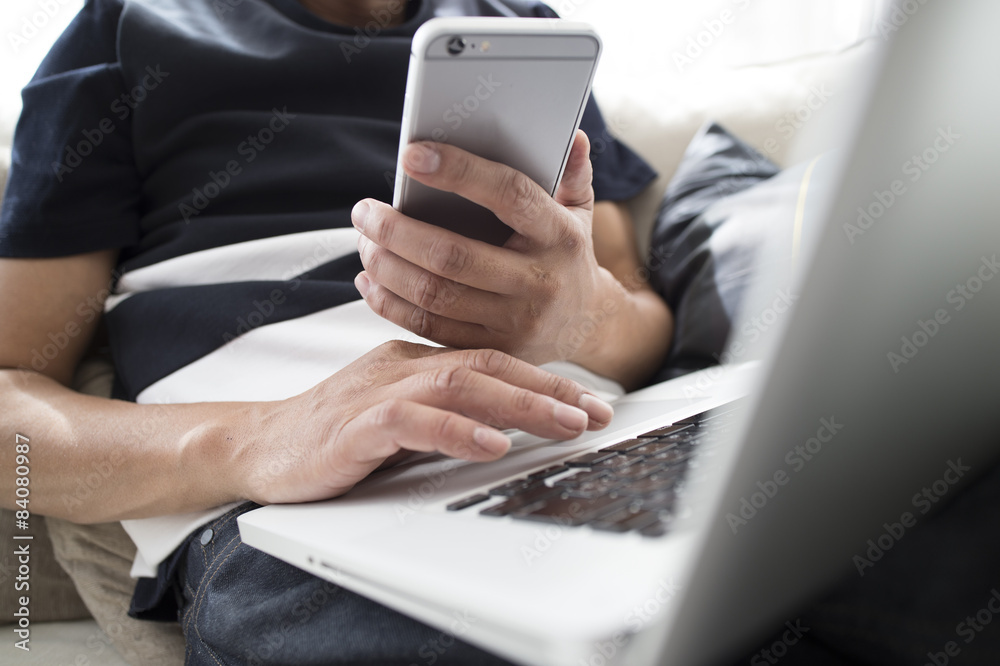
[352,131,672,390]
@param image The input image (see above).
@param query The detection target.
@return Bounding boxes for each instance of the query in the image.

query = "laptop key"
[598,438,653,453]
[565,451,618,467]
[596,455,645,472]
[479,484,562,517]
[512,493,631,526]
[675,412,709,426]
[526,464,569,480]
[589,503,648,532]
[467,399,739,533]
[637,423,692,438]
[657,432,702,447]
[615,474,681,498]
[554,468,608,487]
[615,461,669,482]
[622,440,679,458]
[648,448,696,466]
[635,490,678,513]
[488,478,535,497]
[446,494,491,511]
[677,405,740,426]
[595,507,663,532]
[619,510,663,531]
[563,476,627,499]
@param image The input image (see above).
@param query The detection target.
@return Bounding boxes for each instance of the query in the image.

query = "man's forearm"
[0,343,617,524]
[0,369,245,524]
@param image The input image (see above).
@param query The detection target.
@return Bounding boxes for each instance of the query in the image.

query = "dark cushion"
[647,122,833,383]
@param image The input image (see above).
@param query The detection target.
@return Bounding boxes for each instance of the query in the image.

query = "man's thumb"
[554,130,594,209]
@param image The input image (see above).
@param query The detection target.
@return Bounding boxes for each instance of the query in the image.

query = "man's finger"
[415,347,614,430]
[553,130,594,209]
[341,399,511,464]
[355,272,491,348]
[402,364,591,441]
[400,141,575,247]
[353,200,526,294]
[357,233,517,326]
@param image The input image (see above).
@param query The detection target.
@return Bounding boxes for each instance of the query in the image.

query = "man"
[0,0,669,662]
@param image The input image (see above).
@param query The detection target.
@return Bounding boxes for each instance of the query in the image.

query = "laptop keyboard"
[446,401,743,538]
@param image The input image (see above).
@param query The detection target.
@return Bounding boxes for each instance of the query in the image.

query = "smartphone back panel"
[394,19,601,245]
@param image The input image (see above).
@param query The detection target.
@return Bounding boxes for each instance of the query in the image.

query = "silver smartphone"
[392,17,602,246]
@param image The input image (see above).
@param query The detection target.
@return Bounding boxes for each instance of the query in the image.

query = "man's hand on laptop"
[232,341,613,505]
[351,131,672,389]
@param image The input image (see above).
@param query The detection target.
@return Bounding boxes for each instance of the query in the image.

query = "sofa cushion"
[647,121,835,383]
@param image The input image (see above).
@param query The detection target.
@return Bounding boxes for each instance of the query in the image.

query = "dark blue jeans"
[177,502,514,665]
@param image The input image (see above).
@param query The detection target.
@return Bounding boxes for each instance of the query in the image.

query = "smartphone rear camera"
[446,36,467,56]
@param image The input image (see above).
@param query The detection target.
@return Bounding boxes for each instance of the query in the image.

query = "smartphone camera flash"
[481,41,491,52]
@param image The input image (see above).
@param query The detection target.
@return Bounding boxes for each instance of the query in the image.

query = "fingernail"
[554,402,588,432]
[579,393,614,424]
[473,427,510,456]
[354,272,370,298]
[405,143,440,174]
[352,200,369,231]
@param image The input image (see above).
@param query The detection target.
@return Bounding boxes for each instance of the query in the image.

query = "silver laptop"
[239,1,1000,664]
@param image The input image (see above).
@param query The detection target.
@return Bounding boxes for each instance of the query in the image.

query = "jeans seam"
[183,504,253,625]
[186,532,243,666]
